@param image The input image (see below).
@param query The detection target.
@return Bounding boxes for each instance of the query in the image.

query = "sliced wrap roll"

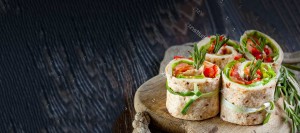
[197,35,241,69]
[165,58,221,120]
[221,59,279,125]
[240,30,284,70]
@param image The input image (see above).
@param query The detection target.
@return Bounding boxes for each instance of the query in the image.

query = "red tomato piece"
[208,44,215,53]
[265,56,273,62]
[256,69,262,78]
[264,47,270,55]
[173,56,184,59]
[204,65,218,78]
[220,35,224,41]
[234,54,243,60]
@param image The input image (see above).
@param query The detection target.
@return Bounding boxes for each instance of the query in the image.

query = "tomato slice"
[174,56,184,59]
[204,65,218,78]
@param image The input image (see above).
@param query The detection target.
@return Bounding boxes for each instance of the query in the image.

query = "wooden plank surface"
[0,0,300,132]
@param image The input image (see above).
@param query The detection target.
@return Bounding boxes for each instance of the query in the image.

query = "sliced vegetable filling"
[224,59,276,86]
[207,35,230,54]
[172,60,218,78]
[242,32,279,63]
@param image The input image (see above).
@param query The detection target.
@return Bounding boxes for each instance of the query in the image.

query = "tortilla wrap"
[165,59,221,120]
[220,60,279,125]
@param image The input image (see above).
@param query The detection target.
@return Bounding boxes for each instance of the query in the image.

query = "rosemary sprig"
[275,66,300,133]
[249,36,266,52]
[248,59,262,80]
[213,34,230,53]
[190,44,207,69]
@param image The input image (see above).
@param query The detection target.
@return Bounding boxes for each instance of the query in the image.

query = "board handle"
[132,112,151,133]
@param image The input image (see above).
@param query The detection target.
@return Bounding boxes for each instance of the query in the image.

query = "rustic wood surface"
[134,75,290,133]
[1,0,300,132]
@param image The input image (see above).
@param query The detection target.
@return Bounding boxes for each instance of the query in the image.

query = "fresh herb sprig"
[213,34,230,53]
[249,36,266,52]
[275,66,300,133]
[190,44,207,70]
[248,59,262,80]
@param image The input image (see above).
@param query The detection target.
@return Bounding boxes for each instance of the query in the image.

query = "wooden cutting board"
[134,43,300,133]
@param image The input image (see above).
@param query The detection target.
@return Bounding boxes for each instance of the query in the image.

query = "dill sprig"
[213,34,230,53]
[275,66,300,133]
[248,59,262,80]
[190,44,207,70]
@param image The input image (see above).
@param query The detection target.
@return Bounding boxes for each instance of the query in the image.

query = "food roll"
[165,58,221,120]
[197,35,242,69]
[240,30,284,70]
[221,59,279,125]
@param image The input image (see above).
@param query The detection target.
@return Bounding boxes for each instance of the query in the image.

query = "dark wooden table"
[0,0,300,132]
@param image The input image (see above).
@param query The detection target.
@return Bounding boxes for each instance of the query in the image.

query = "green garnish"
[190,44,207,70]
[248,59,263,81]
[283,64,300,71]
[263,101,275,124]
[249,36,266,52]
[213,34,230,53]
[275,66,300,133]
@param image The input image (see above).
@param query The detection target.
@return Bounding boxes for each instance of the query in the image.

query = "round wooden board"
[133,44,299,132]
[134,75,290,133]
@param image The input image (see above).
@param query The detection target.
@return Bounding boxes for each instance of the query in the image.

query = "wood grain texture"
[134,75,290,133]
[0,0,300,132]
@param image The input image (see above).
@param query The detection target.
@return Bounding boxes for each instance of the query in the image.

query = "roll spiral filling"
[197,35,242,69]
[240,30,284,69]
